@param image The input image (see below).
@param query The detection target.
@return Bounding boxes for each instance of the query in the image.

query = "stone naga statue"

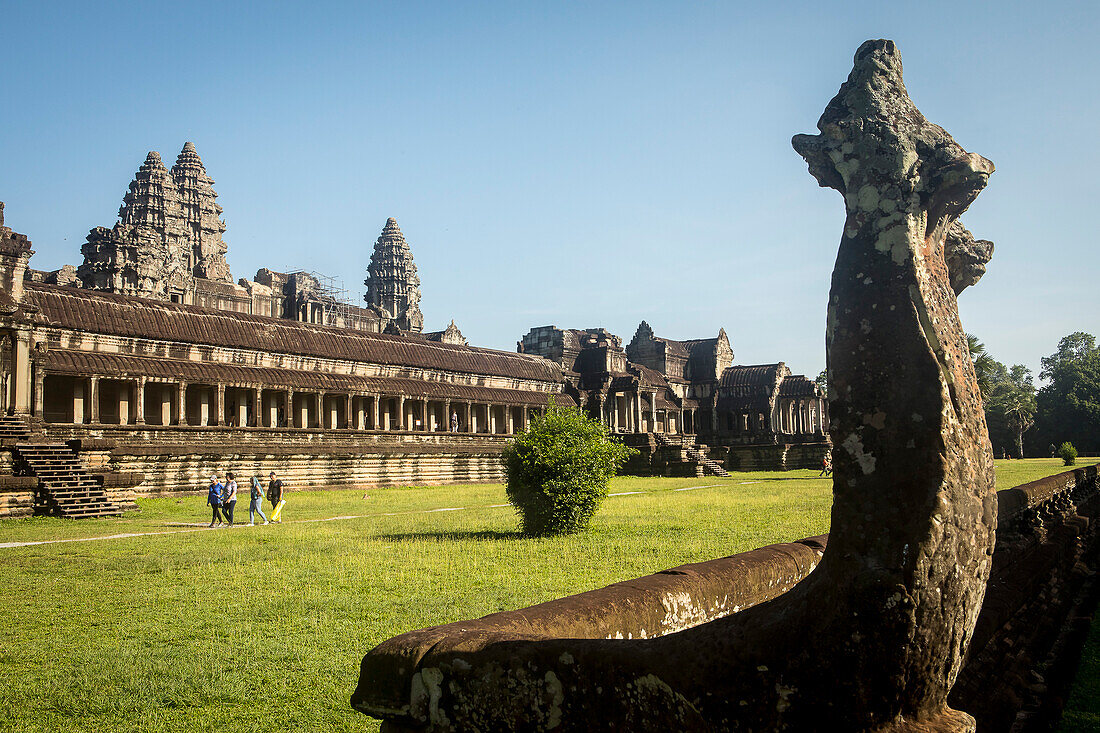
[352,39,996,732]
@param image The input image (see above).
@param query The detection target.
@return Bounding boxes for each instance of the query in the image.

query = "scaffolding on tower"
[285,268,364,329]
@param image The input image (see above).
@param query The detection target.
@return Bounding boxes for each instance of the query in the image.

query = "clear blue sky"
[2,1,1097,381]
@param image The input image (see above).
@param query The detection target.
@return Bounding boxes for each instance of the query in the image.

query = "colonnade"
[595,389,695,436]
[37,373,543,436]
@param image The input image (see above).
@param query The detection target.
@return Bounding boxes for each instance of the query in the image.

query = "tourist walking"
[207,475,225,527]
[268,471,285,523]
[819,455,832,476]
[249,475,269,525]
[450,411,459,433]
[223,472,238,526]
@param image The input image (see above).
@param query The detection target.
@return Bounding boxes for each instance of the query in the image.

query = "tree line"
[971,332,1099,458]
[816,332,1100,459]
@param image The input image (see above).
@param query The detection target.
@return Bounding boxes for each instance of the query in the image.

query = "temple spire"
[364,217,424,333]
[170,142,231,283]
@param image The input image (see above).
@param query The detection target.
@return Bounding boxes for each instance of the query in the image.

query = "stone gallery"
[0,141,826,518]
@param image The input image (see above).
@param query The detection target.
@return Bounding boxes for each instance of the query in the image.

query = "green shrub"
[502,403,636,536]
[1059,442,1078,466]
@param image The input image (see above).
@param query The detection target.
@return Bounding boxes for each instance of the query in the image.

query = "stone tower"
[170,142,232,283]
[79,143,232,300]
[364,218,423,333]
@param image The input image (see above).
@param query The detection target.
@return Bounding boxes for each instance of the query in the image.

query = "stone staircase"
[12,441,121,519]
[653,433,730,477]
[0,414,33,441]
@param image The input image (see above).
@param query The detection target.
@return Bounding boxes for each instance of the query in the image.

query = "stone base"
[880,707,976,733]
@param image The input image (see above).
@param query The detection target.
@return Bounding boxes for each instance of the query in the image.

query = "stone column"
[396,395,405,431]
[160,384,173,426]
[463,401,472,433]
[444,400,452,432]
[11,331,31,415]
[33,364,44,418]
[371,395,380,430]
[118,382,131,426]
[252,387,261,427]
[135,377,146,424]
[650,391,658,433]
[89,376,100,424]
[177,382,187,425]
[506,406,514,435]
[73,379,85,424]
[214,384,225,427]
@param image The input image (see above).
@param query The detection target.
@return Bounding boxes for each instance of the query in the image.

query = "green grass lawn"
[0,460,1088,733]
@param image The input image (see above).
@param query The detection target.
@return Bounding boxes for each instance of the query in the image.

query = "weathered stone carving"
[364,217,424,333]
[78,143,232,299]
[944,221,994,295]
[352,39,996,732]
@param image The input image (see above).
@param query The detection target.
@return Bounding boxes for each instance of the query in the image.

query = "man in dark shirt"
[268,471,285,523]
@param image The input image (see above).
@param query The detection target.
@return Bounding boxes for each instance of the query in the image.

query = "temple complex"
[1,142,827,515]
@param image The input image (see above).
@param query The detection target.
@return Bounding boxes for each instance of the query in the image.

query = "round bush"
[1059,441,1078,466]
[502,403,635,536]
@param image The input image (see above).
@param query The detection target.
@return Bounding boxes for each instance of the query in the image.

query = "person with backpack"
[268,471,285,523]
[223,472,239,526]
[207,475,225,527]
[248,474,269,526]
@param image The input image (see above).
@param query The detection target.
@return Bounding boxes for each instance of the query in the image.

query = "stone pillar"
[177,382,187,425]
[251,387,260,427]
[285,390,294,427]
[650,391,658,433]
[117,382,131,426]
[11,331,31,415]
[396,395,405,431]
[73,379,85,424]
[463,401,472,433]
[444,400,452,432]
[507,406,514,435]
[160,384,173,426]
[135,377,146,424]
[371,395,381,430]
[33,364,44,418]
[89,376,100,424]
[214,384,225,427]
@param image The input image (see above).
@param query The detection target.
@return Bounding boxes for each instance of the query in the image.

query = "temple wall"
[715,441,830,471]
[45,426,510,494]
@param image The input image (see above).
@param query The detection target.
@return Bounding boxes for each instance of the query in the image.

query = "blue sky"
[2,1,1097,381]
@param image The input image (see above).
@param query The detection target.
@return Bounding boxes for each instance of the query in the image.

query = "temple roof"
[719,364,786,388]
[43,350,570,407]
[778,374,820,397]
[25,283,561,383]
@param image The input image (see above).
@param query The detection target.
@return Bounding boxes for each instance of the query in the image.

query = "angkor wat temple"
[0,144,827,516]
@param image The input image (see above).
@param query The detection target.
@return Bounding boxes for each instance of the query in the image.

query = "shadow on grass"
[376,529,527,543]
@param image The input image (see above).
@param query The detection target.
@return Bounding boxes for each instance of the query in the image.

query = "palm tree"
[967,333,995,398]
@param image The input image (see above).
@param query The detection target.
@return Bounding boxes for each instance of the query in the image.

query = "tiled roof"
[628,363,670,388]
[719,364,783,388]
[778,375,819,397]
[42,350,572,407]
[26,283,560,382]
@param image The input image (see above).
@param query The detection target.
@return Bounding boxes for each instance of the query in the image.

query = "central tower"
[364,218,423,333]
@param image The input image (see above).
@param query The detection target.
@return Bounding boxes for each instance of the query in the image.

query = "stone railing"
[352,464,1099,730]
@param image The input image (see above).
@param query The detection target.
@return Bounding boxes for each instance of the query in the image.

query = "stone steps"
[13,443,121,518]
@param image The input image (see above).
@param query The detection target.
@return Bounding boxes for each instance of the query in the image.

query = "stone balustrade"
[353,464,1100,730]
